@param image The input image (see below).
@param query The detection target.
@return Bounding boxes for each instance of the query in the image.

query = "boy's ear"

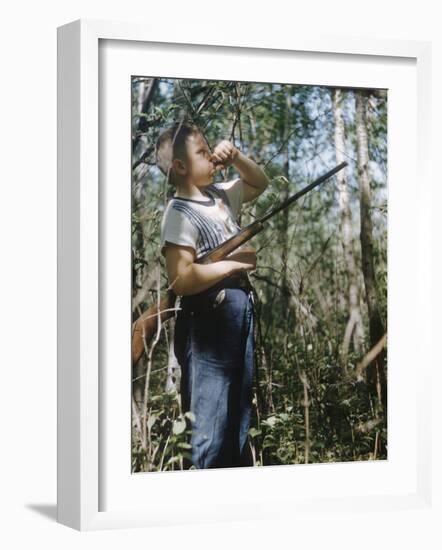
[172,158,187,175]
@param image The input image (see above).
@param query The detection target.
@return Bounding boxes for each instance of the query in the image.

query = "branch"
[355,333,387,381]
[137,78,158,132]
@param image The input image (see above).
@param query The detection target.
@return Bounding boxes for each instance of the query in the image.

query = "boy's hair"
[155,121,202,183]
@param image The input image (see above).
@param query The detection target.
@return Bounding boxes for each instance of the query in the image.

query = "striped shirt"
[160,178,244,259]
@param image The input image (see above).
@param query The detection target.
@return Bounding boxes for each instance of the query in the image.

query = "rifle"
[132,161,347,363]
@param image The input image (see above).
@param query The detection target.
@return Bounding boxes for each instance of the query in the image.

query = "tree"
[355,90,387,409]
[332,88,364,364]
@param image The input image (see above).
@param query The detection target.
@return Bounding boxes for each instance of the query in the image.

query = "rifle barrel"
[195,161,347,265]
[259,161,348,224]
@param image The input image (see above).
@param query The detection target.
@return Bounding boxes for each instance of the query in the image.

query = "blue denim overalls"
[174,275,255,469]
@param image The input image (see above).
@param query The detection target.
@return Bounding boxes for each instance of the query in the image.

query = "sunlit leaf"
[172,418,187,435]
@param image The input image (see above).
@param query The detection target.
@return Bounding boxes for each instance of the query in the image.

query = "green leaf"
[184,411,196,422]
[165,456,182,466]
[172,418,187,435]
[146,414,157,431]
[263,416,278,428]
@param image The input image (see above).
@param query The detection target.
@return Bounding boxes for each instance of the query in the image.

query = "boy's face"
[181,132,215,187]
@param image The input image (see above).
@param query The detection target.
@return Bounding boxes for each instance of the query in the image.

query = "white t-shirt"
[160,178,244,260]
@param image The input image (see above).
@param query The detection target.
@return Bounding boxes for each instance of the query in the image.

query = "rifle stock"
[131,162,347,364]
[195,222,264,264]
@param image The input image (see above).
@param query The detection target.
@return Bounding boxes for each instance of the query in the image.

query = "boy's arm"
[232,151,269,203]
[165,243,256,296]
[211,141,269,203]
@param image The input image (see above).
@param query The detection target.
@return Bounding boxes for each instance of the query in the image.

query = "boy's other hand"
[210,140,239,169]
[227,246,257,272]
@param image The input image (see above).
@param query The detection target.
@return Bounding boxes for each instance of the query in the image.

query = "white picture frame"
[57,18,433,531]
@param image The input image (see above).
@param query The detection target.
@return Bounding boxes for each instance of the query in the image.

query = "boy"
[156,121,269,469]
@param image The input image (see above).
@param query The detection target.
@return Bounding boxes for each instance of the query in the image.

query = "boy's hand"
[210,140,239,169]
[227,246,257,272]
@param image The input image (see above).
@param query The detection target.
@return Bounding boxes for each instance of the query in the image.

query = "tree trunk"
[137,78,158,132]
[281,89,292,292]
[332,89,364,363]
[355,90,387,408]
[133,77,158,154]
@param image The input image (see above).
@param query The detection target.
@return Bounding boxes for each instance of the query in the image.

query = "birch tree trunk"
[332,89,364,363]
[281,89,292,292]
[355,90,387,408]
